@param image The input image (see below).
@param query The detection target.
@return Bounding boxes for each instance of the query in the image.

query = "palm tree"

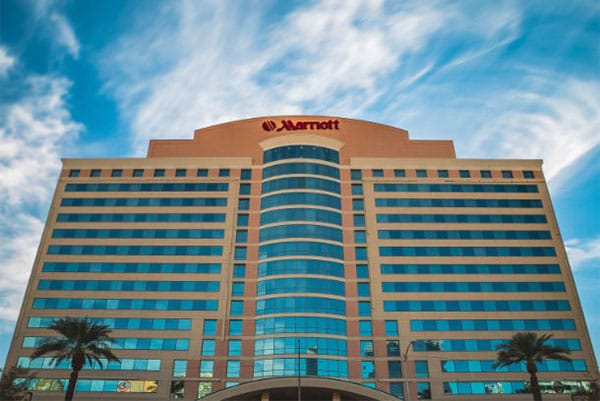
[494,332,571,401]
[30,317,120,401]
[0,366,35,401]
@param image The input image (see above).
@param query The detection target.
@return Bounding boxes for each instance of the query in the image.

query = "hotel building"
[4,116,598,400]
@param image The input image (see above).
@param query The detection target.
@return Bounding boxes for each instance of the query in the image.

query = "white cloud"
[565,236,600,271]
[0,75,83,322]
[0,47,15,76]
[48,12,81,59]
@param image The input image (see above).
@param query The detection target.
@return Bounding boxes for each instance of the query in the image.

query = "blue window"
[412,338,581,352]
[375,198,542,208]
[259,260,344,278]
[385,320,398,336]
[133,169,144,177]
[255,316,346,336]
[237,214,249,226]
[61,197,227,207]
[175,169,186,177]
[379,246,556,257]
[52,228,225,239]
[359,321,372,336]
[197,168,208,176]
[358,301,371,317]
[18,357,160,372]
[236,230,248,243]
[238,198,249,210]
[352,199,364,211]
[260,224,343,242]
[351,184,363,195]
[377,229,551,240]
[523,170,534,179]
[228,340,242,356]
[376,213,546,224]
[480,170,491,178]
[388,361,402,378]
[416,169,427,177]
[257,278,345,296]
[374,183,538,193]
[227,361,241,377]
[239,183,251,195]
[111,169,122,177]
[259,242,344,260]
[253,358,348,378]
[47,245,223,256]
[154,169,165,177]
[415,360,429,378]
[385,300,570,312]
[69,170,80,177]
[37,280,221,292]
[28,317,191,330]
[357,283,370,297]
[233,264,246,278]
[394,169,405,177]
[262,162,340,180]
[232,282,245,297]
[229,320,243,336]
[256,297,345,316]
[261,192,341,210]
[437,170,449,178]
[241,169,252,180]
[410,319,575,332]
[387,340,400,356]
[33,298,218,311]
[202,340,215,356]
[502,170,513,178]
[200,360,214,377]
[356,264,369,279]
[355,247,368,261]
[459,170,470,178]
[231,301,244,316]
[361,361,375,378]
[263,145,339,164]
[262,177,340,194]
[381,281,565,293]
[255,337,347,357]
[354,231,366,244]
[360,340,374,357]
[351,169,362,180]
[173,360,187,377]
[380,264,560,275]
[261,208,342,226]
[234,247,247,261]
[372,169,383,177]
[90,169,101,177]
[65,182,229,192]
[42,262,221,274]
[219,169,230,177]
[354,215,365,227]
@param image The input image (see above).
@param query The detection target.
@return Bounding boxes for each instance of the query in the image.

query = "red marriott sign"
[262,119,340,132]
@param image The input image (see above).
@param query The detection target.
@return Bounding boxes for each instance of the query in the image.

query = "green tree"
[30,317,119,401]
[0,366,35,401]
[494,332,571,401]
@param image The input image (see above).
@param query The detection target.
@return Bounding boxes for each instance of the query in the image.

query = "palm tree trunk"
[65,369,79,401]
[527,360,542,401]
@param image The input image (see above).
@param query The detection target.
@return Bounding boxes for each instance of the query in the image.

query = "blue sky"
[0,0,598,367]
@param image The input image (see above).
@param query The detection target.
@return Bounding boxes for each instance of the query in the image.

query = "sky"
[0,0,598,367]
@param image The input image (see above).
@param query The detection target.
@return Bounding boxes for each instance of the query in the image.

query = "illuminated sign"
[262,119,340,132]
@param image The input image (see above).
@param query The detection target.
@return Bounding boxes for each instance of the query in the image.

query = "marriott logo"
[262,119,340,132]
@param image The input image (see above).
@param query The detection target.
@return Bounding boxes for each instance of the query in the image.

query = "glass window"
[459,170,470,178]
[387,340,400,356]
[228,340,242,356]
[236,230,248,243]
[200,360,214,377]
[241,169,252,180]
[69,169,80,177]
[231,301,244,316]
[237,214,249,226]
[417,382,431,399]
[388,361,402,378]
[203,320,217,336]
[416,169,427,177]
[354,231,366,244]
[357,283,370,297]
[355,247,367,261]
[232,282,245,297]
[359,321,372,336]
[154,169,165,177]
[197,382,212,398]
[352,199,364,211]
[354,215,365,227]
[502,170,513,178]
[394,169,405,177]
[239,183,251,195]
[219,169,230,177]
[437,170,449,178]
[351,169,362,180]
[233,264,246,278]
[372,169,383,177]
[173,360,187,377]
[133,169,144,177]
[175,169,186,177]
[415,360,429,378]
[360,340,374,357]
[238,198,249,210]
[385,320,399,336]
[356,264,369,279]
[523,170,534,179]
[361,361,375,379]
[480,170,491,178]
[358,301,371,317]
[197,168,208,177]
[234,247,247,261]
[111,169,122,177]
[201,340,215,356]
[351,184,363,195]
[229,320,243,336]
[90,169,101,177]
[226,361,240,378]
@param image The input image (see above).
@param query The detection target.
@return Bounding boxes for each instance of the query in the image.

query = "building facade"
[5,116,598,400]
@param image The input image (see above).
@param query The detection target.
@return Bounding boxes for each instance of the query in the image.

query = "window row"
[378,229,551,240]
[256,297,346,316]
[38,280,220,292]
[376,214,547,224]
[412,338,581,352]
[442,359,586,373]
[379,246,556,257]
[257,278,345,296]
[23,336,189,351]
[262,177,340,194]
[52,228,224,239]
[380,264,560,275]
[258,260,345,278]
[384,299,570,312]
[57,212,226,223]
[259,241,344,260]
[262,162,340,179]
[42,262,221,274]
[263,145,339,164]
[261,192,341,210]
[410,319,575,331]
[253,358,348,378]
[260,224,343,242]
[21,378,158,393]
[375,198,542,208]
[28,317,191,330]
[47,245,223,256]
[352,169,534,180]
[255,337,348,356]
[61,197,227,207]
[69,167,245,178]
[444,381,593,395]
[33,298,218,311]
[382,281,565,293]
[261,208,342,225]
[374,183,538,193]
[255,316,346,336]
[18,357,160,371]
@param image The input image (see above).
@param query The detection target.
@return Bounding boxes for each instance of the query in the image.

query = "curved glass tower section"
[255,145,348,378]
